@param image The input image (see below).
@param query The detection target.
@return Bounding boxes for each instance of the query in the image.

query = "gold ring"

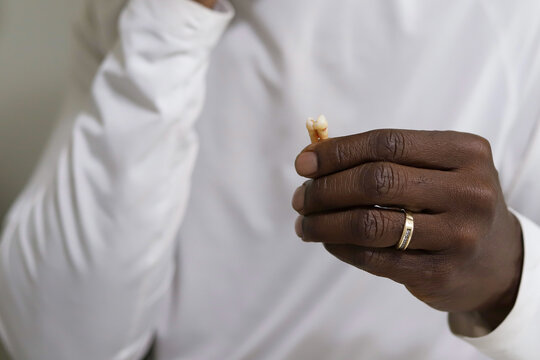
[396,210,414,251]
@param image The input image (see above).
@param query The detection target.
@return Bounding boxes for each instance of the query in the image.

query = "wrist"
[480,214,523,326]
[449,278,520,337]
[476,271,521,330]
[448,268,521,337]
[449,211,523,337]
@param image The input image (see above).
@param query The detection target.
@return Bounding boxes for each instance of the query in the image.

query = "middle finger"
[294,162,456,215]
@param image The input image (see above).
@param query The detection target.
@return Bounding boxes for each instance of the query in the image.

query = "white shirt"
[1,0,540,359]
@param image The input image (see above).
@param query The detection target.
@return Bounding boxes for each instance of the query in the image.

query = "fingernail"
[295,216,304,238]
[295,152,318,176]
[292,186,305,212]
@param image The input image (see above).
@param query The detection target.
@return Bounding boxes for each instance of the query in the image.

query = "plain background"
[0,0,82,220]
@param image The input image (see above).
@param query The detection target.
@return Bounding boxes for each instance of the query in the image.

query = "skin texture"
[292,129,524,334]
[193,0,217,9]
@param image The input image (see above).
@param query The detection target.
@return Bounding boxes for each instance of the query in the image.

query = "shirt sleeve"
[451,210,540,359]
[0,0,234,359]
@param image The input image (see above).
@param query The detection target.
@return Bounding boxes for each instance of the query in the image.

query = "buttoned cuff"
[453,210,540,359]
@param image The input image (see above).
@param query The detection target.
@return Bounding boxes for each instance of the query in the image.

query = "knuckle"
[453,225,479,249]
[469,181,499,216]
[464,134,493,160]
[371,130,408,161]
[362,162,404,198]
[418,266,439,284]
[455,179,499,216]
[418,255,453,288]
[477,184,499,210]
[356,210,384,243]
[355,248,380,268]
[373,164,392,195]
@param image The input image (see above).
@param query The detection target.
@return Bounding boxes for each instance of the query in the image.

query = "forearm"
[0,0,233,358]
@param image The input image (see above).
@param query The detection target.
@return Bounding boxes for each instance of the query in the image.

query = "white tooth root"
[306,117,319,144]
[314,114,329,141]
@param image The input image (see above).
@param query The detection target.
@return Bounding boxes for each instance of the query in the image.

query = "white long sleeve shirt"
[1,0,540,359]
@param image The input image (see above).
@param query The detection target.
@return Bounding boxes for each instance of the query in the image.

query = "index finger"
[295,129,492,178]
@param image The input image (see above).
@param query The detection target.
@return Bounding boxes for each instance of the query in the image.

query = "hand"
[292,129,523,332]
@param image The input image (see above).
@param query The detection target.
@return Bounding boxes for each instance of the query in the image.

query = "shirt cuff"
[455,210,540,358]
[125,0,235,48]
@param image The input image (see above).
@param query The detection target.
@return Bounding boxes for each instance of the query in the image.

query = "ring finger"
[296,207,450,251]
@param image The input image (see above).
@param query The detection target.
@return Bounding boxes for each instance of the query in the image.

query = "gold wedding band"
[396,210,414,251]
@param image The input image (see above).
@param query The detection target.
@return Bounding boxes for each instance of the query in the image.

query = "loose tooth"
[306,117,319,143]
[315,114,329,140]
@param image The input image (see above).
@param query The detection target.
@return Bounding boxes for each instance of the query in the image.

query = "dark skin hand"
[292,129,523,335]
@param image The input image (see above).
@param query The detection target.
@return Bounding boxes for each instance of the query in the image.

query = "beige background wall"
[0,0,81,219]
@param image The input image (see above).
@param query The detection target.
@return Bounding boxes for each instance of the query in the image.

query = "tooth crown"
[306,115,329,143]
